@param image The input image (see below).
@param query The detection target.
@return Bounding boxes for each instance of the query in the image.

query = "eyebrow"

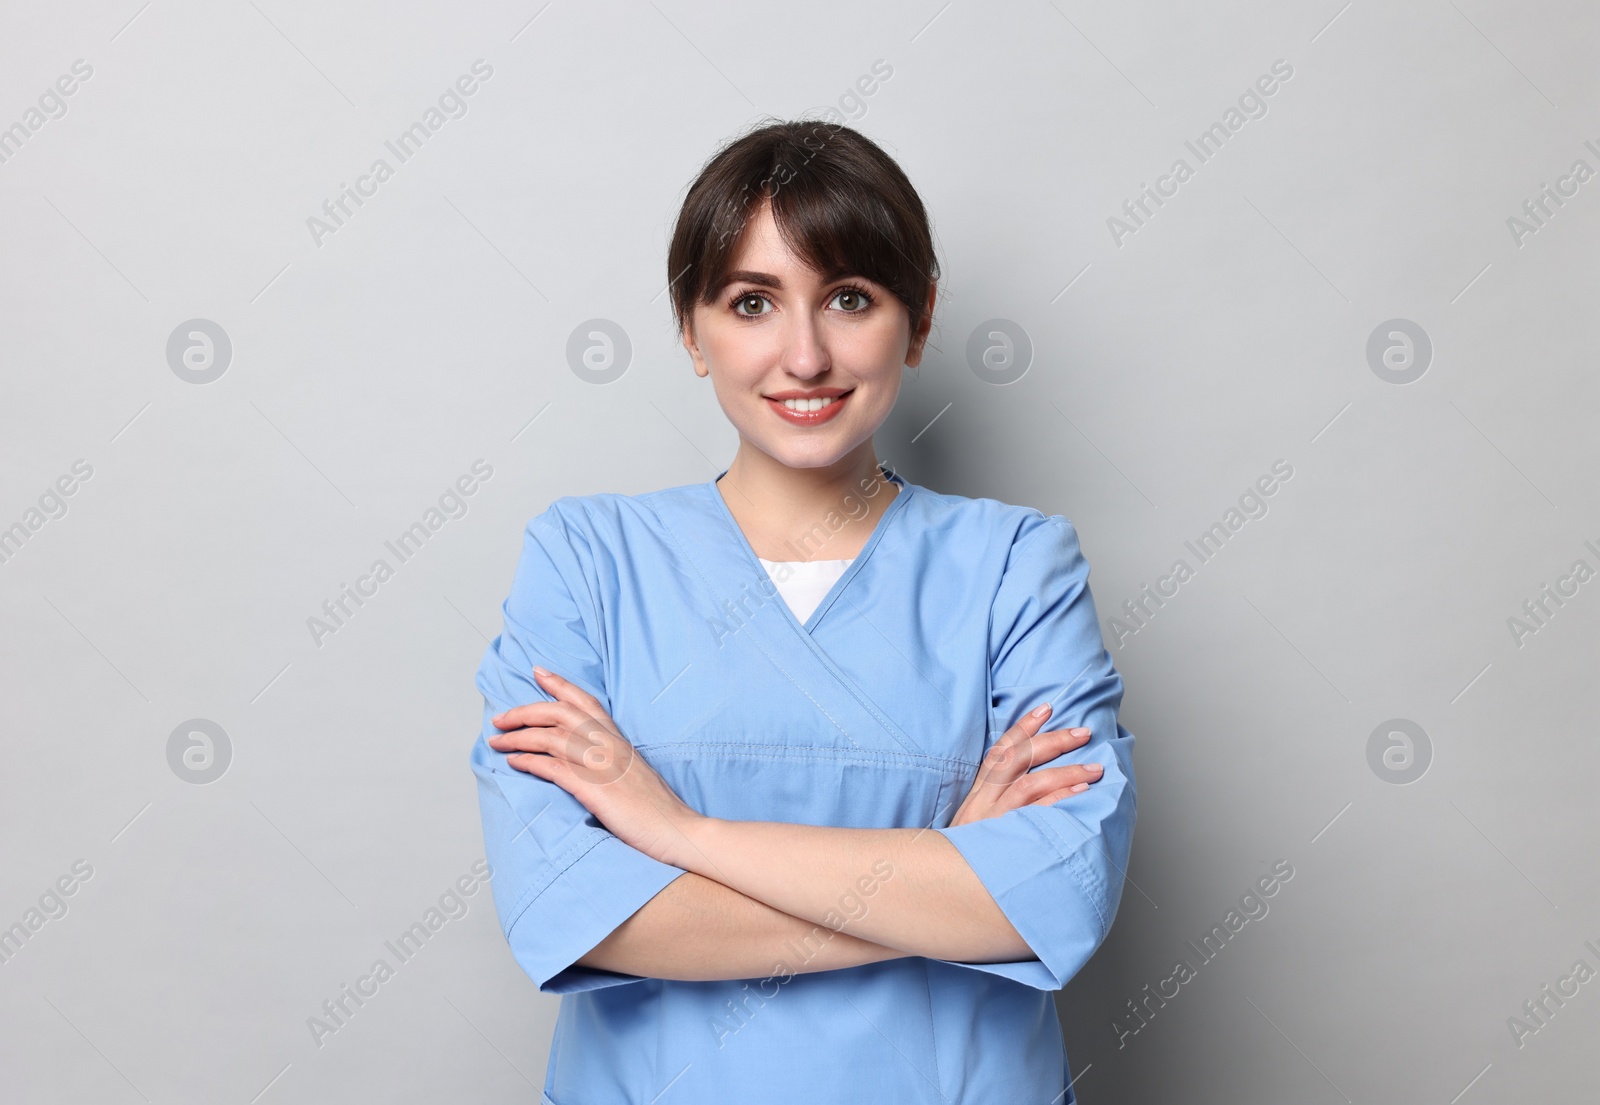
[719,268,861,291]
[722,270,784,289]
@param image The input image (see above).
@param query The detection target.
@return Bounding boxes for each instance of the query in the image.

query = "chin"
[749,432,858,471]
[762,445,849,470]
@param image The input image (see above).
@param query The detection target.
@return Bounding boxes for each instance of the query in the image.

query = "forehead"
[726,204,795,266]
[719,203,847,288]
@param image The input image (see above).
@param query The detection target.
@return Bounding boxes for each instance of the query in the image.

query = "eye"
[831,285,874,313]
[730,291,772,317]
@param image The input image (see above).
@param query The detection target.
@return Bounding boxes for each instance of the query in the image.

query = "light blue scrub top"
[470,466,1137,1105]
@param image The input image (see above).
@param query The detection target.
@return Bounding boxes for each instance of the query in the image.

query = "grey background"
[2,0,1596,1101]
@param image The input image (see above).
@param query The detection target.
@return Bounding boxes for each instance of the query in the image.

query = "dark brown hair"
[667,119,939,341]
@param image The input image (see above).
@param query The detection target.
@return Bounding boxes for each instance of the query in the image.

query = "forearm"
[674,818,1033,963]
[576,870,908,982]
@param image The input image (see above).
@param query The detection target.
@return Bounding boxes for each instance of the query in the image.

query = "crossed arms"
[473,512,1136,993]
[486,668,1107,983]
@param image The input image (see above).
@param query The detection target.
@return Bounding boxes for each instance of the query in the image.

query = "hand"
[948,703,1102,828]
[488,667,704,870]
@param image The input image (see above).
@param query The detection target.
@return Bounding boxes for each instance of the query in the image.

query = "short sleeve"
[470,505,688,994]
[931,516,1137,991]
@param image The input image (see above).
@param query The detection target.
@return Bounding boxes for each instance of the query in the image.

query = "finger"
[490,722,618,773]
[981,705,1055,784]
[548,719,636,782]
[492,700,565,730]
[1030,781,1091,807]
[493,699,604,738]
[1019,727,1093,768]
[1010,763,1103,802]
[532,667,610,721]
[487,726,566,758]
[507,751,572,788]
[535,669,629,740]
[493,699,592,732]
[1043,726,1094,751]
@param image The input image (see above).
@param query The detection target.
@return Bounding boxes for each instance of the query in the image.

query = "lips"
[765,389,851,426]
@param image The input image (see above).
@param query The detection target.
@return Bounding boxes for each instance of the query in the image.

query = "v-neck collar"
[703,463,913,633]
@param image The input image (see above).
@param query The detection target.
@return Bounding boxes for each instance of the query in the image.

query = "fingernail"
[1088,763,1103,772]
[1070,782,1089,793]
[1070,728,1090,736]
[1031,704,1050,718]
[533,666,551,677]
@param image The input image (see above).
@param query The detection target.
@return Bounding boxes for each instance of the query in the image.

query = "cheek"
[860,371,903,416]
[845,328,907,388]
[710,373,754,418]
[703,326,771,382]
[852,314,914,366]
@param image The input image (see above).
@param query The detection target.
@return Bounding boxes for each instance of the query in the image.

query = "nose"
[778,309,831,380]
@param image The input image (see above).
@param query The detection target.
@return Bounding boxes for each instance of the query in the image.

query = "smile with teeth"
[765,389,852,425]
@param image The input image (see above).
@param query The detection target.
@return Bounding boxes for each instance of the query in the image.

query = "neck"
[716,441,899,562]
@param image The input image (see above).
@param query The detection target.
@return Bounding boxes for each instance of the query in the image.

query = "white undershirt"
[757,557,854,624]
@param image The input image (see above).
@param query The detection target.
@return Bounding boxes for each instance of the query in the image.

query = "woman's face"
[682,200,933,471]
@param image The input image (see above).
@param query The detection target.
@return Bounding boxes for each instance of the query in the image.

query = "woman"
[470,119,1136,1105]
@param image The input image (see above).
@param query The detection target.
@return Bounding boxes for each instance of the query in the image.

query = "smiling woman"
[469,119,1136,1105]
